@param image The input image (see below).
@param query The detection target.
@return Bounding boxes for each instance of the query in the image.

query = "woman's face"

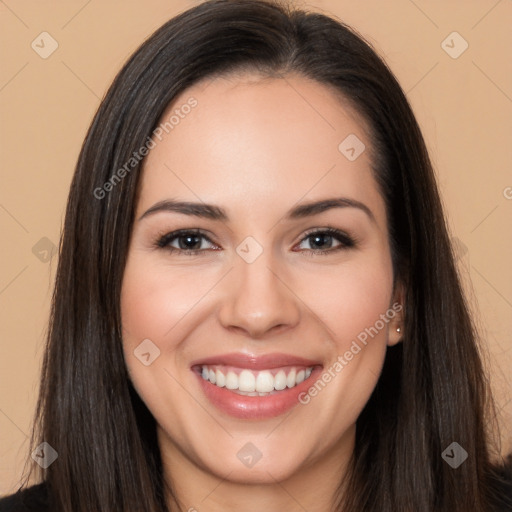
[121,72,402,485]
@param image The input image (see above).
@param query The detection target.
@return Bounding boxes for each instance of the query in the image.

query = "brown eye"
[156,229,217,254]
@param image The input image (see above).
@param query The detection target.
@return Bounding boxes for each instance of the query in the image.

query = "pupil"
[311,234,331,249]
[180,235,200,250]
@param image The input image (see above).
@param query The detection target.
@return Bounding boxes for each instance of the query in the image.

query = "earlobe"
[387,282,404,346]
[388,323,403,346]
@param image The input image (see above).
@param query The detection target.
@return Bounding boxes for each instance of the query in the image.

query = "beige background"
[1,0,511,495]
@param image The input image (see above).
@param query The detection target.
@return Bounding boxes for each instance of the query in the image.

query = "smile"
[199,365,314,395]
[191,353,323,419]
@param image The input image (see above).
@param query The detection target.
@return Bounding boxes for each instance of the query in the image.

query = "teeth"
[215,369,225,387]
[200,365,315,393]
[274,370,287,391]
[286,369,296,388]
[256,371,274,393]
[239,370,255,392]
[226,371,238,390]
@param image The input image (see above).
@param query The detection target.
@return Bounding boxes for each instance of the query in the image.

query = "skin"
[120,72,403,512]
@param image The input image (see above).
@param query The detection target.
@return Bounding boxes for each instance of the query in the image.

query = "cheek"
[120,255,190,393]
[293,260,393,432]
[119,255,206,429]
[120,256,216,348]
[119,253,225,415]
[300,255,394,348]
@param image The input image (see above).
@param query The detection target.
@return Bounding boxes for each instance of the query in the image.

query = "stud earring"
[396,327,401,333]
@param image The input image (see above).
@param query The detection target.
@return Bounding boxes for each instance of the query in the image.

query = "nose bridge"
[218,246,300,338]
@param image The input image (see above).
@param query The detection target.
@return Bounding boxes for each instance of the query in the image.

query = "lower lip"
[194,366,323,420]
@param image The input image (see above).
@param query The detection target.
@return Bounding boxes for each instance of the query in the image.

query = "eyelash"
[154,227,357,257]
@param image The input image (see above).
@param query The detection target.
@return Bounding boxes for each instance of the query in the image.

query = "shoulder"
[0,483,49,512]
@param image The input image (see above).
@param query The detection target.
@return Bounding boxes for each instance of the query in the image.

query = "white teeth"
[239,370,256,392]
[274,370,287,391]
[225,371,238,390]
[236,390,258,396]
[286,369,296,388]
[255,371,274,393]
[200,365,315,393]
[215,369,225,387]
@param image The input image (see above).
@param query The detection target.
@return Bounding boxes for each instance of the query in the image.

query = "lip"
[190,352,321,370]
[191,352,323,420]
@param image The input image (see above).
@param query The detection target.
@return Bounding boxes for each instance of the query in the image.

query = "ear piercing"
[396,327,401,333]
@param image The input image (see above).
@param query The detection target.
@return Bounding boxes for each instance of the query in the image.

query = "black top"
[0,483,48,512]
[1,469,511,511]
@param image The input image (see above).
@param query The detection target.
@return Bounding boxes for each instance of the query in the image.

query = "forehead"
[137,72,384,223]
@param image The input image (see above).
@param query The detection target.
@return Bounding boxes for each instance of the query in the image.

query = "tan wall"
[1,0,510,494]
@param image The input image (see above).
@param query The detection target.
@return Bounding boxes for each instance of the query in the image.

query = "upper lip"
[190,352,322,371]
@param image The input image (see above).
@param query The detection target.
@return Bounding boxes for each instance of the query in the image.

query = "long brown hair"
[23,0,510,510]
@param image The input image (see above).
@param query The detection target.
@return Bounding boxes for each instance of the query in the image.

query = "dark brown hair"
[21,0,510,510]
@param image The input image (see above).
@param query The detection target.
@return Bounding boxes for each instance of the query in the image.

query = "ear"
[387,281,404,347]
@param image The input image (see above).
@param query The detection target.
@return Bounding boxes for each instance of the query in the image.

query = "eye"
[156,229,218,255]
[155,227,356,256]
[295,227,356,255]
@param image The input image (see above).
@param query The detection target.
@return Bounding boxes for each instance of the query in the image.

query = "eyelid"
[298,225,353,241]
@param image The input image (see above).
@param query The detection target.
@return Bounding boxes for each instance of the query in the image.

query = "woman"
[1,0,511,510]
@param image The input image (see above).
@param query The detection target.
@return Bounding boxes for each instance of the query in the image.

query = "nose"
[218,252,301,339]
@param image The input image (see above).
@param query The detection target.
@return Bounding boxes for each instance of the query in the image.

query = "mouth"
[197,365,314,395]
[191,353,323,420]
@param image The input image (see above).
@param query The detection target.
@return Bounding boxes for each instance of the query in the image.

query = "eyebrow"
[138,197,375,223]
